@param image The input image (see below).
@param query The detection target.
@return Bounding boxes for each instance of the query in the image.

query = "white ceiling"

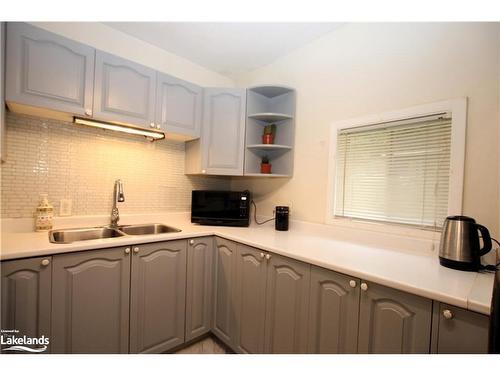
[104,22,342,79]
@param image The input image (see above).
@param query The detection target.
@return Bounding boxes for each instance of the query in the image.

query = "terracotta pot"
[261,163,272,174]
[262,134,274,144]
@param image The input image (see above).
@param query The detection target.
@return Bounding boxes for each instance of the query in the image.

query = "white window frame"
[326,98,467,238]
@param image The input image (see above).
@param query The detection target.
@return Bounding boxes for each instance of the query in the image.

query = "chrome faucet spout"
[110,179,124,228]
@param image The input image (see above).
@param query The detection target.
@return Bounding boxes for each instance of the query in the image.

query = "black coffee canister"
[275,206,289,231]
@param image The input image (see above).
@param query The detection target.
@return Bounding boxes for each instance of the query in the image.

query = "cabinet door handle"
[265,253,272,260]
[349,280,357,288]
[189,239,195,245]
[156,124,161,130]
[133,247,140,254]
[201,169,206,174]
[360,282,368,291]
[150,122,155,128]
[442,309,454,320]
[260,252,265,259]
[125,247,130,254]
[41,259,50,267]
[85,109,92,116]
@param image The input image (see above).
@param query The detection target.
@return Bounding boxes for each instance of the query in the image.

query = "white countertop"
[1,212,495,315]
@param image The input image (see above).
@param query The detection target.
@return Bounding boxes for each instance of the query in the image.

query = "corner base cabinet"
[212,237,238,347]
[231,243,311,354]
[185,237,214,342]
[233,244,268,353]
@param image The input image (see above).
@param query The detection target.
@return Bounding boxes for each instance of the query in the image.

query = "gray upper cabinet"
[51,247,131,354]
[93,51,156,128]
[156,73,202,140]
[1,256,52,353]
[5,23,95,116]
[186,88,246,176]
[264,253,310,354]
[129,240,187,353]
[308,266,360,354]
[212,237,237,347]
[357,281,432,354]
[186,237,214,342]
[431,302,489,354]
[203,88,246,175]
[233,244,268,354]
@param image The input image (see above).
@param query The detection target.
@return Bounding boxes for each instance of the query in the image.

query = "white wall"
[30,22,234,87]
[232,23,500,238]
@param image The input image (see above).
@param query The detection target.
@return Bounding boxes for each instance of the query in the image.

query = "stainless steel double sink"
[49,223,181,244]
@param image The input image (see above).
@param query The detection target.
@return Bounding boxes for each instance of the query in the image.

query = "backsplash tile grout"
[1,112,230,218]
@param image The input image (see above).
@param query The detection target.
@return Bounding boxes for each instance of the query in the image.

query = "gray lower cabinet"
[431,302,489,354]
[357,281,433,354]
[212,237,238,347]
[93,50,156,128]
[129,240,187,353]
[156,73,202,140]
[51,247,131,354]
[264,253,310,353]
[308,266,360,354]
[2,237,490,355]
[185,237,214,342]
[233,244,311,354]
[1,256,52,352]
[5,22,95,116]
[233,244,268,353]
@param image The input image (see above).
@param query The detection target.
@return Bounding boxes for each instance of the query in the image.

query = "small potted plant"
[260,155,272,174]
[262,124,276,144]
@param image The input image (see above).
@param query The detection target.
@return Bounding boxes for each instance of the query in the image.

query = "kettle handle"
[476,224,492,257]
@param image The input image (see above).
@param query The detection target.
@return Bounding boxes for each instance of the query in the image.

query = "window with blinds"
[334,115,452,230]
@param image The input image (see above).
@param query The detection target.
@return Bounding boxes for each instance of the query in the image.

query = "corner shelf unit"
[244,85,296,177]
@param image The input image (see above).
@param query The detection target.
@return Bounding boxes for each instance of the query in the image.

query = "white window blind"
[335,115,452,229]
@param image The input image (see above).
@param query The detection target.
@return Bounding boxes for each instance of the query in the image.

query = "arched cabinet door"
[185,237,214,342]
[264,253,310,353]
[156,73,202,139]
[212,237,238,347]
[357,281,432,354]
[6,22,95,116]
[51,247,131,354]
[202,88,246,175]
[93,50,156,128]
[129,240,187,353]
[308,266,360,354]
[1,256,52,353]
[233,244,268,354]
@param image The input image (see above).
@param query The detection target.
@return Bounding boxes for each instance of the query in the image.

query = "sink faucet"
[110,179,125,228]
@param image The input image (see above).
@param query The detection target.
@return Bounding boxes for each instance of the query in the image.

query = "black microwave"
[191,190,250,227]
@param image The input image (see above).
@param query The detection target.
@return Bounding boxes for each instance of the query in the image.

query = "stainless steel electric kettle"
[439,215,492,271]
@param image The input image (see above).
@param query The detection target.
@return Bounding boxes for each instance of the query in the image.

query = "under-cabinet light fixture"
[74,117,165,140]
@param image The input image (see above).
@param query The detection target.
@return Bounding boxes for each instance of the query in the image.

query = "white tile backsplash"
[1,112,230,218]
